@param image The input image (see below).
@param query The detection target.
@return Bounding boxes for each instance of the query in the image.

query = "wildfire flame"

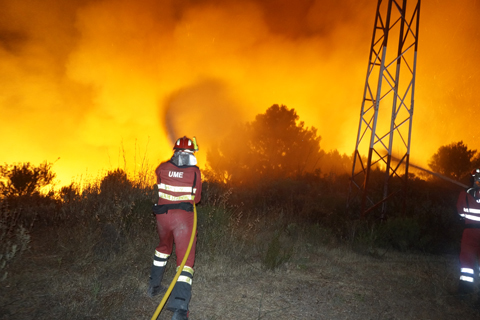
[1,0,479,186]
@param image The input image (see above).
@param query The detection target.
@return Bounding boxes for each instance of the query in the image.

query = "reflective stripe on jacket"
[457,189,480,225]
[155,161,202,207]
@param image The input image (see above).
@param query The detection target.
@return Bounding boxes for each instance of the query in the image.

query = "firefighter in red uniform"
[147,136,202,320]
[456,168,480,298]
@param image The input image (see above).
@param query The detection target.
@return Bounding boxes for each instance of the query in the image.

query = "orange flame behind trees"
[1,0,480,186]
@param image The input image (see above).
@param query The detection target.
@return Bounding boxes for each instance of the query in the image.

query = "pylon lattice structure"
[350,0,421,218]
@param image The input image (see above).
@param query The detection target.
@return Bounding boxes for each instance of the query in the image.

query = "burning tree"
[428,141,480,182]
[205,104,323,185]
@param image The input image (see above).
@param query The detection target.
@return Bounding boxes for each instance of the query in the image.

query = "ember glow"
[1,0,479,186]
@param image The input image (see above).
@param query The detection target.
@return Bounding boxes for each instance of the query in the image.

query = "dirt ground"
[174,250,480,320]
[2,228,480,320]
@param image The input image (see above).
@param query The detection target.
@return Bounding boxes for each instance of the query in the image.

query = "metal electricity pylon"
[349,0,421,218]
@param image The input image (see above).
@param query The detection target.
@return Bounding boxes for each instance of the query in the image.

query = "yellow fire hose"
[150,203,197,320]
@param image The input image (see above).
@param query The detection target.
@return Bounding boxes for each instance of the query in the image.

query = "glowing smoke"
[1,0,480,185]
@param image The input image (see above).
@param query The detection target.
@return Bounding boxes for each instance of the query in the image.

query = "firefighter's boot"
[457,280,475,301]
[147,251,169,298]
[167,266,194,318]
[171,309,189,320]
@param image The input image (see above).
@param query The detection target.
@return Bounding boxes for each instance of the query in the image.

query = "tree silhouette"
[205,104,323,185]
[428,141,478,181]
[100,168,133,196]
[318,149,352,176]
[0,162,56,198]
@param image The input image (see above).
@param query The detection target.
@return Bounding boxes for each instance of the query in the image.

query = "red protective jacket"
[457,188,480,226]
[155,161,202,209]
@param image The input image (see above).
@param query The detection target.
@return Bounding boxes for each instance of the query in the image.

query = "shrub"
[196,185,238,259]
[0,161,55,198]
[374,217,422,251]
[0,203,30,281]
[262,231,293,270]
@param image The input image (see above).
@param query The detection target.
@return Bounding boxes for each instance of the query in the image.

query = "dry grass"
[1,169,478,319]
[1,214,480,320]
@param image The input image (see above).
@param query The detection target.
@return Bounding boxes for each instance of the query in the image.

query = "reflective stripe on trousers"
[167,266,194,311]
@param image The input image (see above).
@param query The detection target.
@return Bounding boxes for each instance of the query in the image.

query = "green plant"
[262,232,292,270]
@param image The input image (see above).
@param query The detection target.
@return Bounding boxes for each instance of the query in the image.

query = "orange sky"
[1,0,479,186]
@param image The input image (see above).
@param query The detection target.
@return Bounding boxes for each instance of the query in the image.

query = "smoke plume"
[1,0,479,185]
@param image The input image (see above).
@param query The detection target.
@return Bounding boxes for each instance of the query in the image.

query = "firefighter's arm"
[155,164,162,184]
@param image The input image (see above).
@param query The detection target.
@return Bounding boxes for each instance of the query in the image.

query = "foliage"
[428,141,478,182]
[100,168,133,195]
[262,231,293,270]
[86,169,154,233]
[375,217,422,251]
[318,149,352,177]
[0,162,56,198]
[205,104,323,185]
[0,146,468,286]
[0,203,31,281]
[0,162,58,227]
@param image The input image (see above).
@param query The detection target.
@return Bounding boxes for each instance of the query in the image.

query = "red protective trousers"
[459,228,480,277]
[155,208,197,268]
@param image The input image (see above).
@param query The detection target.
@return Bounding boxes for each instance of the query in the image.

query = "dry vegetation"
[1,169,480,320]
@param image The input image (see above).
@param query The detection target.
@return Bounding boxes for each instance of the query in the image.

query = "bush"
[0,161,55,198]
[196,185,239,259]
[374,217,423,251]
[0,203,30,281]
[262,231,293,270]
